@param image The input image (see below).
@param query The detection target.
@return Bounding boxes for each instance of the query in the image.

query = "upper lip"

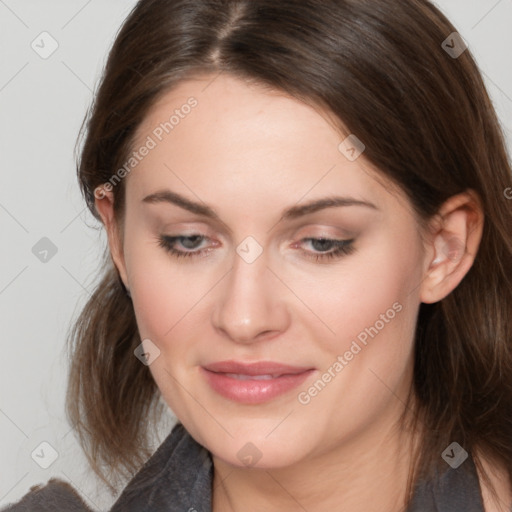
[203,360,314,376]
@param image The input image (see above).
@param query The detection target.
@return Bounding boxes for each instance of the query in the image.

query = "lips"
[201,360,315,404]
[203,360,313,377]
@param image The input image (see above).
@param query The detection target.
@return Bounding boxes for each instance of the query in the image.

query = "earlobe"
[94,185,129,290]
[420,191,484,304]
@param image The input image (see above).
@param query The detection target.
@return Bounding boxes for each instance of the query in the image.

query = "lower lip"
[201,367,315,404]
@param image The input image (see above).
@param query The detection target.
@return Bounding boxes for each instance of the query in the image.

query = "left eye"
[299,237,355,262]
[157,235,211,259]
[157,235,355,262]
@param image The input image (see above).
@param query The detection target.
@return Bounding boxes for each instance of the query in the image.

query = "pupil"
[182,236,201,249]
[312,239,332,252]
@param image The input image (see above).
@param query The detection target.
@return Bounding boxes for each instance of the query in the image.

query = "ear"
[94,185,129,290]
[420,190,484,304]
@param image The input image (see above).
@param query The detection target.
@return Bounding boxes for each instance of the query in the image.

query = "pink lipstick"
[201,360,315,404]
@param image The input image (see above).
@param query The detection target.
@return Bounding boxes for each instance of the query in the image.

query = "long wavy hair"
[66,0,512,505]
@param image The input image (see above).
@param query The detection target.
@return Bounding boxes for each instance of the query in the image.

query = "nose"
[211,247,290,345]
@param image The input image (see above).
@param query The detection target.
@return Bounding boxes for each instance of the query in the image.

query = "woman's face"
[101,74,433,468]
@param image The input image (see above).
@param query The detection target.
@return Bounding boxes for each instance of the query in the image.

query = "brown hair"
[67,0,512,505]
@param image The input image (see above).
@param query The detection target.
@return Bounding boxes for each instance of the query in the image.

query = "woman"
[3,0,512,510]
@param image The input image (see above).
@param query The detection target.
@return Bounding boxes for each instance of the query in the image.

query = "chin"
[204,428,313,470]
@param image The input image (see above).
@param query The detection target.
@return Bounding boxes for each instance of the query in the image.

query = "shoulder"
[475,448,512,512]
[0,478,93,512]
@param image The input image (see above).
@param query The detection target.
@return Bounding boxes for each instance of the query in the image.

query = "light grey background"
[1,1,511,510]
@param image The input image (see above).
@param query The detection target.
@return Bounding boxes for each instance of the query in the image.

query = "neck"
[212,406,422,512]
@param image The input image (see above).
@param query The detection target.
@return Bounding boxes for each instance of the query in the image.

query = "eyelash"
[157,234,355,262]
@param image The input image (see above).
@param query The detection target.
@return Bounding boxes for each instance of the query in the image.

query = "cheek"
[305,238,423,425]
[290,238,422,437]
[123,224,210,338]
[302,228,423,355]
[125,237,210,412]
[322,231,423,391]
[129,258,175,341]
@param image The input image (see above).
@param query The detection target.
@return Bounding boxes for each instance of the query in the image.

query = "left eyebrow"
[280,196,378,221]
[142,189,378,222]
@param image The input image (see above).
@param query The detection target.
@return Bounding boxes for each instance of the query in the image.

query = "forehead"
[133,73,344,158]
[125,73,406,216]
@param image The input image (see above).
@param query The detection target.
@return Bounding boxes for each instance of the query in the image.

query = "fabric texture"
[1,422,488,511]
[109,422,212,512]
[405,452,486,512]
[0,479,94,511]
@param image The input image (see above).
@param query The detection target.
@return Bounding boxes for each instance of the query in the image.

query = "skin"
[95,73,493,511]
